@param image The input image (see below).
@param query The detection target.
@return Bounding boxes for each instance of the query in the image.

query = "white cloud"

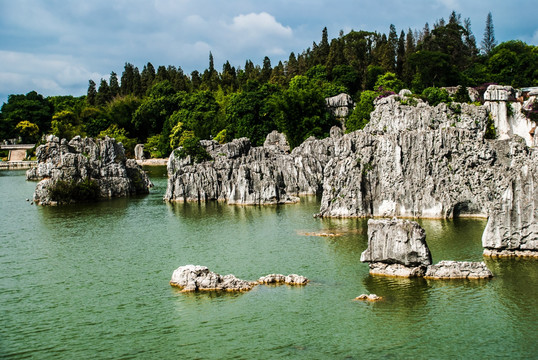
[0,51,106,98]
[229,12,292,38]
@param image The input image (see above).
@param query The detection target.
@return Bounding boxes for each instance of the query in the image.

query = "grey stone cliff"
[165,89,537,256]
[27,135,152,205]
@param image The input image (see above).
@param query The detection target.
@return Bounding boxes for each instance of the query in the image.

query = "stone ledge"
[483,249,538,258]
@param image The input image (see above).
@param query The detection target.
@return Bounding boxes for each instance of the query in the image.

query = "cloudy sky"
[1,0,536,105]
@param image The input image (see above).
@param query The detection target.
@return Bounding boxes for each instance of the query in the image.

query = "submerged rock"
[424,261,493,279]
[354,294,382,301]
[27,136,152,205]
[170,266,309,292]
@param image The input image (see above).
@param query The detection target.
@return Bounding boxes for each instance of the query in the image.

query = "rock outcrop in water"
[361,219,493,279]
[170,265,309,292]
[27,135,152,205]
[164,129,339,204]
[360,218,432,277]
[165,85,537,256]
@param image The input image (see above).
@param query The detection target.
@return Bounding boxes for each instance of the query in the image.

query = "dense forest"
[1,11,537,159]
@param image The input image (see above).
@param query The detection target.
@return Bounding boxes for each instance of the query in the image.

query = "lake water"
[1,167,537,359]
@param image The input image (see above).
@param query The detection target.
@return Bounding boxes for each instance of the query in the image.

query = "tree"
[482,12,497,55]
[269,75,335,148]
[141,62,156,94]
[87,80,97,106]
[51,110,85,140]
[109,72,120,97]
[0,91,53,140]
[15,121,40,143]
[96,79,112,106]
[260,56,272,83]
[345,90,378,132]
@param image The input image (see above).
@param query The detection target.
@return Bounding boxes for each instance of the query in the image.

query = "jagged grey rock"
[165,92,537,256]
[170,265,254,292]
[164,130,340,204]
[360,218,432,267]
[134,144,145,160]
[27,135,152,205]
[258,273,309,285]
[170,265,309,292]
[326,93,355,119]
[424,261,493,279]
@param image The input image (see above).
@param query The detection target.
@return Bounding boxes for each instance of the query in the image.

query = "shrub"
[173,131,212,163]
[345,90,378,133]
[421,87,451,106]
[484,114,497,139]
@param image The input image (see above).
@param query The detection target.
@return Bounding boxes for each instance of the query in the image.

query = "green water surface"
[1,167,536,359]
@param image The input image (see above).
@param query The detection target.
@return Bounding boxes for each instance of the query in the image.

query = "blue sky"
[1,0,536,105]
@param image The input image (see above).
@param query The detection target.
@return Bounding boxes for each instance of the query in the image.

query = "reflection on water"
[1,167,537,359]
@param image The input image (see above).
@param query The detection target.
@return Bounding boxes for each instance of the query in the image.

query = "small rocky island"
[165,85,537,258]
[360,218,493,279]
[170,265,308,292]
[27,135,152,205]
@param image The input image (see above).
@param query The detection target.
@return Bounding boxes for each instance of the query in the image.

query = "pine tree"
[261,56,272,83]
[482,12,497,55]
[96,79,111,106]
[109,72,120,98]
[87,80,97,105]
[396,30,406,77]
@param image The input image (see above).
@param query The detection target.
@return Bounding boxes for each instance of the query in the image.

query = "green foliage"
[173,131,212,163]
[51,110,85,140]
[0,91,53,140]
[98,124,137,157]
[421,87,451,106]
[226,82,279,146]
[484,114,497,139]
[15,121,40,143]
[144,134,166,158]
[374,72,404,93]
[48,178,100,203]
[345,90,378,132]
[452,86,471,103]
[269,75,336,148]
[169,121,184,150]
[213,129,229,144]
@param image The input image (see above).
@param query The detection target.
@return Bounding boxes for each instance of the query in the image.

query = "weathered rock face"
[165,91,537,255]
[170,265,309,292]
[326,93,355,125]
[424,261,493,279]
[484,85,537,146]
[360,218,432,267]
[361,219,494,279]
[481,156,538,256]
[27,136,152,205]
[164,131,339,204]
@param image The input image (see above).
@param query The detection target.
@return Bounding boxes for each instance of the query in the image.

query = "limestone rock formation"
[361,219,494,278]
[165,89,537,256]
[27,135,152,205]
[258,274,309,285]
[424,261,493,279]
[170,265,255,292]
[360,218,432,277]
[170,265,309,292]
[134,144,145,160]
[481,156,538,256]
[326,93,355,120]
[164,130,339,204]
[360,218,432,267]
